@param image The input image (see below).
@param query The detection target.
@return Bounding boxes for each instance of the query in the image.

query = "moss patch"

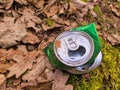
[45,18,55,27]
[81,0,89,2]
[93,5,104,22]
[68,39,120,90]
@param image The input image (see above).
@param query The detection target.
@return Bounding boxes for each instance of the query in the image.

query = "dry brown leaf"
[44,5,59,17]
[24,82,52,90]
[15,0,28,5]
[5,0,14,10]
[0,17,26,48]
[52,69,73,90]
[111,34,120,41]
[103,31,119,45]
[20,80,37,89]
[28,0,45,9]
[110,4,120,17]
[11,10,21,19]
[0,49,24,61]
[0,63,9,73]
[36,70,54,83]
[22,56,46,81]
[0,74,6,90]
[52,15,71,26]
[13,78,21,86]
[17,45,28,54]
[22,32,40,44]
[38,36,55,50]
[45,57,55,71]
[42,23,61,31]
[72,0,87,9]
[7,50,40,78]
[6,87,22,90]
[19,7,42,32]
[0,48,24,73]
[82,73,91,81]
[59,85,73,90]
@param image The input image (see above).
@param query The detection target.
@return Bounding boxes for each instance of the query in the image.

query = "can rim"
[54,30,94,67]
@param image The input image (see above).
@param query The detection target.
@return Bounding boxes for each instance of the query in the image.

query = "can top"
[54,31,94,67]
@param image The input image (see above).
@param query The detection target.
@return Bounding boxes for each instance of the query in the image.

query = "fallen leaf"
[42,23,61,31]
[24,82,52,90]
[44,5,59,17]
[59,85,73,90]
[0,63,9,73]
[0,74,6,90]
[19,7,42,32]
[7,50,40,78]
[22,56,46,81]
[111,34,120,41]
[0,17,26,48]
[22,32,40,44]
[38,36,55,50]
[0,49,24,61]
[5,0,14,10]
[52,69,73,90]
[17,45,28,54]
[27,0,45,9]
[52,15,71,26]
[36,70,54,83]
[6,87,22,90]
[103,31,119,45]
[110,4,120,17]
[72,0,87,9]
[20,80,37,89]
[13,78,21,86]
[15,0,28,5]
[0,48,24,73]
[82,73,91,81]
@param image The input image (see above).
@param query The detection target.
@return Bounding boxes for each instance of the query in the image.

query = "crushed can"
[44,23,102,74]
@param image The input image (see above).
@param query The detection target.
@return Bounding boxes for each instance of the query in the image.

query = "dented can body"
[44,23,102,74]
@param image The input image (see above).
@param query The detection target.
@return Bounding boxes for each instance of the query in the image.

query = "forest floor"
[0,0,120,90]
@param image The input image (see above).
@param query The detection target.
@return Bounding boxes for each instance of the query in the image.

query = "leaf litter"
[0,0,119,90]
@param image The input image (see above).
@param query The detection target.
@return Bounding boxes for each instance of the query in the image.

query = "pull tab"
[65,37,79,50]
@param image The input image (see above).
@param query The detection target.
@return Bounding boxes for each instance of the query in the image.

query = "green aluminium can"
[44,23,102,74]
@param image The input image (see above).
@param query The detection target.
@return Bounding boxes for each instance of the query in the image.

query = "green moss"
[45,18,55,27]
[68,39,120,90]
[93,5,104,22]
[81,0,89,2]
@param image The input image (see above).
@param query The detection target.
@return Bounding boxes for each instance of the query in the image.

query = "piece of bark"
[0,74,6,90]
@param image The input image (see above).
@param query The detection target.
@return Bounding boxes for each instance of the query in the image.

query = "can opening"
[68,46,86,60]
